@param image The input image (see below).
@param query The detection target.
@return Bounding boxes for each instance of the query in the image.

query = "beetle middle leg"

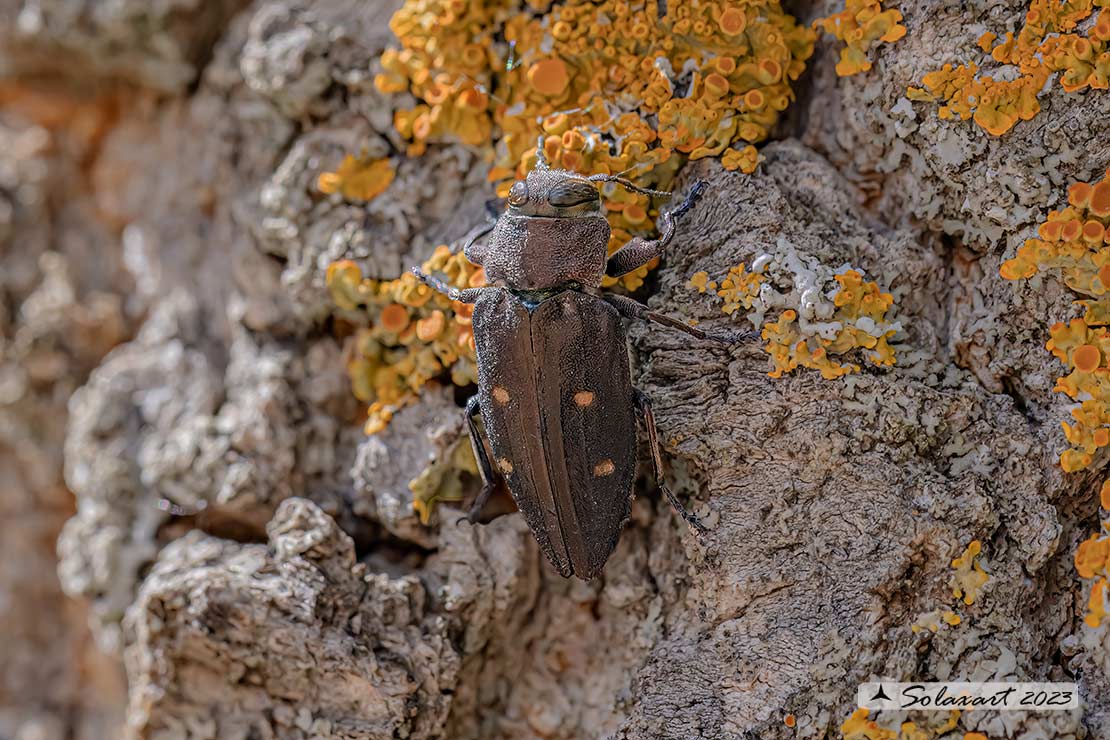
[633,389,707,535]
[605,293,758,344]
[606,180,708,278]
[461,394,499,524]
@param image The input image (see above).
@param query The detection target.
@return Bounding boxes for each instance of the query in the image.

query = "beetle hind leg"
[461,394,499,525]
[633,389,708,535]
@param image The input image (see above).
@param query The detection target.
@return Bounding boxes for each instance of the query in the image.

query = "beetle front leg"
[633,389,707,535]
[461,394,498,525]
[606,180,708,278]
[604,293,758,344]
[411,268,486,303]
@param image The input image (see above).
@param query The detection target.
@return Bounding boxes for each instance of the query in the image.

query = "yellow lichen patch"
[378,0,816,290]
[1077,485,1110,627]
[688,271,715,294]
[1003,172,1110,631]
[326,248,482,436]
[813,0,907,77]
[1087,578,1109,628]
[907,3,1110,135]
[950,540,989,605]
[1002,170,1110,472]
[1076,533,1110,579]
[841,709,897,740]
[317,154,395,201]
[721,145,762,173]
[692,260,897,380]
[717,263,765,315]
[763,310,860,379]
[841,710,971,740]
[911,608,963,633]
[409,435,478,524]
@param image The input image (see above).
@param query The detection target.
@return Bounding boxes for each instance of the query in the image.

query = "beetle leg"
[411,267,487,303]
[461,394,499,525]
[604,293,758,344]
[606,180,708,278]
[462,218,496,256]
[633,389,707,535]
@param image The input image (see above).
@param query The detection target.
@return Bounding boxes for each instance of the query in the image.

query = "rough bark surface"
[1,0,1108,738]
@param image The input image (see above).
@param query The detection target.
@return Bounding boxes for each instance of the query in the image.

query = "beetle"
[413,137,753,580]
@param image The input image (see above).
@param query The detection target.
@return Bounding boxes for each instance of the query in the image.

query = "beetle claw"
[671,179,708,219]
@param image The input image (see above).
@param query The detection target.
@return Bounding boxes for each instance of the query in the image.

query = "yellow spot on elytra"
[492,386,510,405]
[574,390,595,407]
[593,459,615,477]
[497,457,514,475]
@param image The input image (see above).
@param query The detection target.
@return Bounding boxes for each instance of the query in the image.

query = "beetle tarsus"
[661,484,708,535]
[633,389,708,534]
[670,179,708,220]
[605,180,707,278]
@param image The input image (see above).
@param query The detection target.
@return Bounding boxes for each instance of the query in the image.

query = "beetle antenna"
[534,135,550,170]
[587,173,671,198]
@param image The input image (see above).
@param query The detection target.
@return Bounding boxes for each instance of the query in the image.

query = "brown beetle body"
[473,287,635,579]
[414,138,752,579]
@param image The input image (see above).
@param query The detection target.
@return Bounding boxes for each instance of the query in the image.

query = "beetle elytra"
[414,138,754,580]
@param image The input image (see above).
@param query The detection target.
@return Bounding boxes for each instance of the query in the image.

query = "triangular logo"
[870,685,891,701]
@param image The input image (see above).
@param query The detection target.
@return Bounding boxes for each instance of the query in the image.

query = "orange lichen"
[1087,578,1109,628]
[317,154,395,201]
[841,710,972,740]
[1076,534,1110,579]
[1002,170,1110,472]
[813,0,907,76]
[1076,482,1110,627]
[721,145,763,173]
[841,709,897,740]
[377,0,815,290]
[784,713,797,728]
[1003,172,1110,630]
[908,2,1110,135]
[763,310,859,379]
[911,608,963,633]
[963,734,988,740]
[950,540,989,605]
[326,247,482,435]
[691,262,897,380]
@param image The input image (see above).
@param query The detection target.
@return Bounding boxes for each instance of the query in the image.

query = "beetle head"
[467,138,673,291]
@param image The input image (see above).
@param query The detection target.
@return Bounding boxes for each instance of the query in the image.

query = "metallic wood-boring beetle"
[414,138,752,580]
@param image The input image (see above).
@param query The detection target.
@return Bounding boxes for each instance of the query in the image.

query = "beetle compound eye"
[508,181,528,206]
[548,180,600,208]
